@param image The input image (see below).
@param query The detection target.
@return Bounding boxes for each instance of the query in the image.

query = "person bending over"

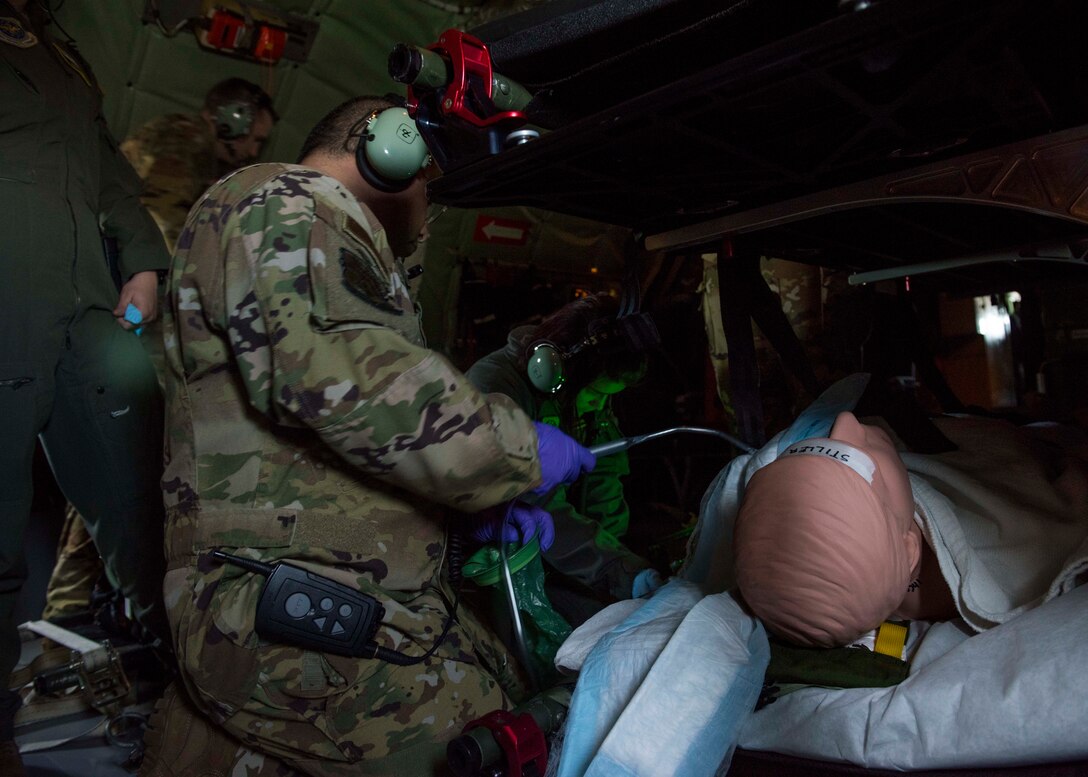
[140,95,594,777]
[468,294,661,626]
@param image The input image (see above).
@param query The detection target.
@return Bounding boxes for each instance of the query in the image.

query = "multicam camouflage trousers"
[41,504,103,620]
[160,561,528,777]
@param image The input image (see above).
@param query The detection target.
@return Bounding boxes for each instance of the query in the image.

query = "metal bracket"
[646,123,1088,252]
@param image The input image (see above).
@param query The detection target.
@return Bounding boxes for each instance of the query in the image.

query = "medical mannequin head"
[734,412,923,647]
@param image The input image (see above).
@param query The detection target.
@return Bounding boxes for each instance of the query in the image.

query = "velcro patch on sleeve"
[339,247,401,313]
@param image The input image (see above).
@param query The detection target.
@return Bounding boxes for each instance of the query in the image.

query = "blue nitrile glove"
[124,303,144,336]
[531,421,596,496]
[471,501,555,552]
[632,568,664,599]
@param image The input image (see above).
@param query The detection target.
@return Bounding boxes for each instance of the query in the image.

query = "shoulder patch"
[0,17,37,47]
[340,248,401,313]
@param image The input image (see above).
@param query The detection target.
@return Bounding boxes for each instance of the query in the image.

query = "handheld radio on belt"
[210,551,385,658]
[211,549,460,666]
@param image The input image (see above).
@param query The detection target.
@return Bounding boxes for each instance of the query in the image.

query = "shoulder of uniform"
[291,166,362,210]
[124,113,210,149]
[288,167,380,242]
[220,164,326,218]
[158,112,207,136]
[49,37,101,93]
[256,164,340,194]
[216,165,379,244]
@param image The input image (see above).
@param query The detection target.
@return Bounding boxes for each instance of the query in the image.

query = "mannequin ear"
[903,522,922,578]
[829,411,868,446]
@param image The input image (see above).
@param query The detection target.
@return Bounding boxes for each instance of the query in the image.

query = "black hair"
[295,95,394,164]
[203,78,278,122]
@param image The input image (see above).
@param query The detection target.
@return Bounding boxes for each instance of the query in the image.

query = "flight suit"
[160,163,543,775]
[44,113,222,618]
[466,331,650,617]
[0,2,170,732]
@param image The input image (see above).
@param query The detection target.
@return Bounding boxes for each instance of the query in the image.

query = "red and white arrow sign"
[474,215,530,246]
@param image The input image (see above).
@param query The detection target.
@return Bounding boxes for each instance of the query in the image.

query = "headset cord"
[363,526,464,666]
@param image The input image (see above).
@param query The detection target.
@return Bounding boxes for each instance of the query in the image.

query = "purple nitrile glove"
[531,421,596,496]
[471,501,555,552]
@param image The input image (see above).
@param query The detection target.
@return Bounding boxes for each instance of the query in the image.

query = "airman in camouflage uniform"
[701,255,854,437]
[142,96,585,777]
[119,112,219,254]
[119,78,277,254]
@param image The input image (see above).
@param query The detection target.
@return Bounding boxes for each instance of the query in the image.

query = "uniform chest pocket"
[0,57,40,184]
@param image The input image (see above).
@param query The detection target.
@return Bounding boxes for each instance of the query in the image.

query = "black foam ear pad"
[616,313,661,353]
[355,134,411,193]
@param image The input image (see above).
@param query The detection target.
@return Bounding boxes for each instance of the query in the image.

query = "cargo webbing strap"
[11,621,132,753]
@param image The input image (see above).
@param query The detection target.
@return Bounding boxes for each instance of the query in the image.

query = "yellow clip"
[874,621,908,659]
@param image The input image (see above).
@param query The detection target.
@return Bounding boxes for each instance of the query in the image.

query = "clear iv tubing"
[498,503,539,691]
[588,425,756,457]
[498,426,754,691]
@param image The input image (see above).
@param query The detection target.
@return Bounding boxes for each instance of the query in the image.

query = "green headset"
[213,100,256,140]
[526,338,591,395]
[354,107,432,193]
[526,312,659,395]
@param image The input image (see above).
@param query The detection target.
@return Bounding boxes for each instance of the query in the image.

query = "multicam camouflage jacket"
[162,162,543,634]
[120,113,219,253]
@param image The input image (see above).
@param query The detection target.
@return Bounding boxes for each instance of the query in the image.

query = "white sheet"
[555,400,1088,774]
[738,581,1088,769]
[904,417,1088,631]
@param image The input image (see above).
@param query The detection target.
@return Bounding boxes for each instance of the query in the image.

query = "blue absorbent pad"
[777,372,869,454]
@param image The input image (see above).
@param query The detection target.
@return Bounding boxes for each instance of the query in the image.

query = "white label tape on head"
[779,438,875,484]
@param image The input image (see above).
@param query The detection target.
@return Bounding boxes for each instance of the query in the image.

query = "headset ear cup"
[355,136,412,193]
[214,101,254,140]
[526,342,566,394]
[355,107,429,194]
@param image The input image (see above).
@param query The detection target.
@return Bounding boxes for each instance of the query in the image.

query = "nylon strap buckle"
[16,620,132,721]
